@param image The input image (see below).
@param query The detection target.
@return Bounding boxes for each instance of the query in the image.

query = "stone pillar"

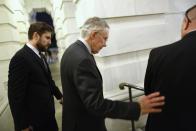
[0,0,20,110]
[0,0,21,130]
[54,0,79,60]
[13,0,29,44]
[52,0,64,60]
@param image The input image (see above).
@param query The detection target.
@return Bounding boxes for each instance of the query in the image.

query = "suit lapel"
[90,55,103,80]
[24,45,49,75]
[76,40,103,80]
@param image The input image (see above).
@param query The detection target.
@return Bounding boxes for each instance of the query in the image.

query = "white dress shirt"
[26,42,41,58]
[78,37,92,54]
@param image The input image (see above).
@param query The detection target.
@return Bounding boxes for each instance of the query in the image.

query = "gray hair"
[80,17,109,38]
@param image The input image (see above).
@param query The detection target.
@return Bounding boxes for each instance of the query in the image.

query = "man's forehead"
[100,30,109,36]
[43,32,52,35]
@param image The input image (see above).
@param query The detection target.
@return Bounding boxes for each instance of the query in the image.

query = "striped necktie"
[39,52,48,72]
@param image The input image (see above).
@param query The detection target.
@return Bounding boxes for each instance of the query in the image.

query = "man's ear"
[33,32,40,40]
[183,17,190,30]
[90,31,97,39]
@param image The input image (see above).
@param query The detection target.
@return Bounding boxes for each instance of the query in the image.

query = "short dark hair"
[28,22,53,40]
[185,5,196,22]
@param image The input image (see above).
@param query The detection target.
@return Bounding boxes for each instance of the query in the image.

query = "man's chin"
[92,51,99,54]
[39,48,48,52]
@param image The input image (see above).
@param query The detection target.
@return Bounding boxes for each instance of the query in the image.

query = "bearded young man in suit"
[8,22,63,131]
[60,17,165,131]
[144,5,196,131]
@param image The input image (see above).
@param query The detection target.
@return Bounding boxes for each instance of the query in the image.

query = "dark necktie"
[39,52,48,72]
[91,54,97,65]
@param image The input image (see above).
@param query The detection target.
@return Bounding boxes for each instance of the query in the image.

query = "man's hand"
[138,92,165,115]
[22,128,30,131]
[22,126,33,131]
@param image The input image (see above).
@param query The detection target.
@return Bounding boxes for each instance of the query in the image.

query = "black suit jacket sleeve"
[45,56,62,100]
[8,55,29,130]
[51,79,63,99]
[74,59,140,120]
[48,68,62,100]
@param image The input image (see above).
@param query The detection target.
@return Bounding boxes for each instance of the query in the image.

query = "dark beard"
[37,41,47,52]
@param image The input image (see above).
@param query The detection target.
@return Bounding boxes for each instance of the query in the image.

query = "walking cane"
[119,82,144,131]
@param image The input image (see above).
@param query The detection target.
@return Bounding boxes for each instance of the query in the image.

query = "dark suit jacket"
[144,31,196,131]
[8,45,62,131]
[60,40,140,131]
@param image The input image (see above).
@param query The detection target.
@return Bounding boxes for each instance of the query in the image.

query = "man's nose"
[49,40,51,45]
[103,42,107,47]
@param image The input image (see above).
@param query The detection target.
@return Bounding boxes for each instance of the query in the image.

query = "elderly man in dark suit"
[8,22,63,131]
[144,5,196,131]
[60,17,165,131]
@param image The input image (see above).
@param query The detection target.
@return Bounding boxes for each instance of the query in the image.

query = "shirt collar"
[188,29,196,34]
[26,42,41,58]
[78,37,92,54]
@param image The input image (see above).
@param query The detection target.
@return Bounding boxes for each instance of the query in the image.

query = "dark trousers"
[31,118,58,131]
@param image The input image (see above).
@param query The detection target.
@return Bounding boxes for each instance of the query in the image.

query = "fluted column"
[13,0,29,44]
[52,0,79,60]
[0,0,21,110]
[0,0,21,130]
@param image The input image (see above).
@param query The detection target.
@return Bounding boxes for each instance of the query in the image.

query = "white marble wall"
[0,1,30,130]
[52,0,65,60]
[13,0,28,44]
[52,0,79,60]
[75,0,196,97]
[0,0,22,115]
